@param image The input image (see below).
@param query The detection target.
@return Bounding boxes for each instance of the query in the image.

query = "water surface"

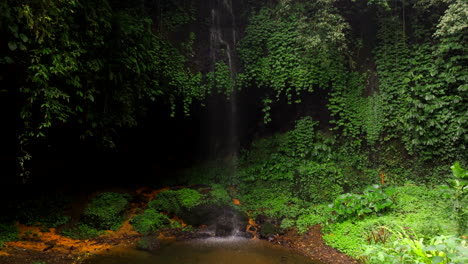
[84,237,321,264]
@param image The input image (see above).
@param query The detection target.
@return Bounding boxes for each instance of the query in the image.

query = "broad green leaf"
[8,41,17,51]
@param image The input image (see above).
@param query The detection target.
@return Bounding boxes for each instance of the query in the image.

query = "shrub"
[83,192,130,231]
[0,223,18,248]
[329,185,395,222]
[131,208,170,235]
[149,188,201,216]
[238,189,303,220]
[295,161,344,203]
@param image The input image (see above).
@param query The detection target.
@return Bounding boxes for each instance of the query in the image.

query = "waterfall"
[209,0,238,175]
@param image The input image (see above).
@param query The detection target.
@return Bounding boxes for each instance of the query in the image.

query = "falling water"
[209,0,238,181]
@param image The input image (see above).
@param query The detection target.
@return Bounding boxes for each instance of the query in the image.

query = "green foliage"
[83,192,129,231]
[287,117,318,159]
[295,161,344,203]
[324,184,458,258]
[205,62,235,97]
[363,231,468,264]
[61,224,102,240]
[149,188,201,216]
[0,223,18,248]
[296,213,323,234]
[329,185,395,222]
[370,5,466,162]
[237,133,297,183]
[280,218,296,230]
[323,220,371,256]
[237,1,349,122]
[131,208,170,235]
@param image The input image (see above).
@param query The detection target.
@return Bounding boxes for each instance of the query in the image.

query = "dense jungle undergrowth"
[1,0,467,263]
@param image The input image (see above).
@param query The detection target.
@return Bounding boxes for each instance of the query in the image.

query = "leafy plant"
[83,192,130,231]
[329,185,395,222]
[365,225,392,244]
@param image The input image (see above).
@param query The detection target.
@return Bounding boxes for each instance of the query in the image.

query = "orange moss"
[5,224,112,255]
[2,187,172,261]
[246,217,259,238]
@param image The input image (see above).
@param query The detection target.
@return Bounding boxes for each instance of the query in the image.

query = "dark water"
[84,237,321,264]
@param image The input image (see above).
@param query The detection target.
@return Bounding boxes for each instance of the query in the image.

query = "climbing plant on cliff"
[373,1,467,161]
[237,0,349,123]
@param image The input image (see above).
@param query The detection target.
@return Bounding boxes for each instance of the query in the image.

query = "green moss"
[131,208,170,235]
[149,188,201,216]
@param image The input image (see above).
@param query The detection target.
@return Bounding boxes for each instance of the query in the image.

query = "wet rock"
[180,205,249,237]
[236,231,254,239]
[260,221,277,239]
[136,235,160,252]
[215,215,235,237]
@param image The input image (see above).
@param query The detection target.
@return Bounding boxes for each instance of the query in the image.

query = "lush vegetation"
[0,0,466,263]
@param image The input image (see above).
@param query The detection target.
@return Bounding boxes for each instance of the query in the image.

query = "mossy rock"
[83,192,130,231]
[131,208,170,235]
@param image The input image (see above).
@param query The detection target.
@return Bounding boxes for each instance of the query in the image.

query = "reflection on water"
[84,237,321,264]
